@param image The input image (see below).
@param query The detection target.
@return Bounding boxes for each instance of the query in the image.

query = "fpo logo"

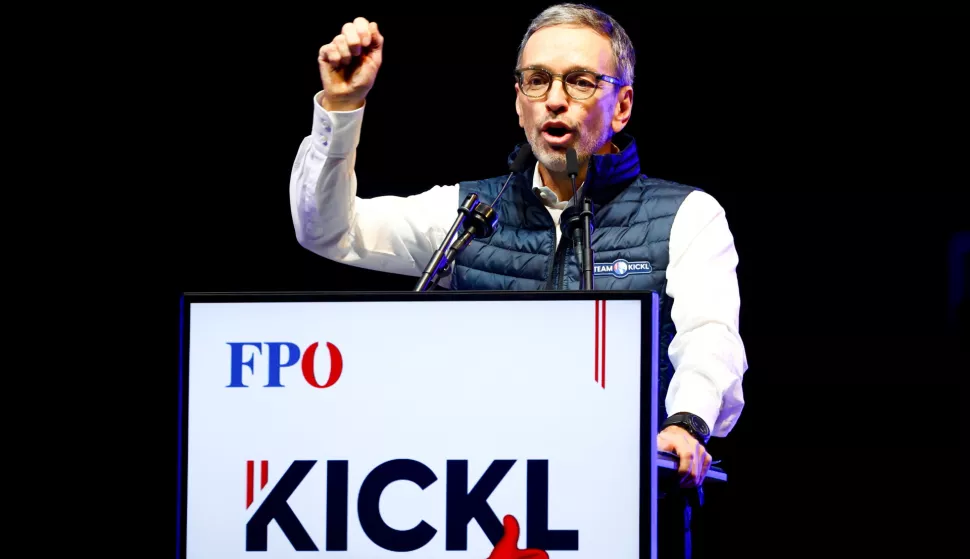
[593,258,652,279]
[226,342,343,388]
[244,459,578,553]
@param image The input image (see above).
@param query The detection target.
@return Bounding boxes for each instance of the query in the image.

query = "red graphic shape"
[301,342,343,388]
[246,460,254,509]
[595,300,607,389]
[600,301,606,389]
[247,460,269,508]
[593,301,600,388]
[487,515,549,559]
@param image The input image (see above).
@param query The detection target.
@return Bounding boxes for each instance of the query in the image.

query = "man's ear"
[514,84,524,128]
[611,86,633,133]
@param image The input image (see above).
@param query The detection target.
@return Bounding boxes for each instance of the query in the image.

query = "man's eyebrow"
[522,64,604,74]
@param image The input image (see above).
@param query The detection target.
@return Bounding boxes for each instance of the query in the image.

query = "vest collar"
[507,133,642,205]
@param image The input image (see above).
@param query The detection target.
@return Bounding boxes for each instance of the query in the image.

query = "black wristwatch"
[662,412,711,446]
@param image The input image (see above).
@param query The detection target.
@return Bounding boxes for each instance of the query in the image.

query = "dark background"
[147,6,966,557]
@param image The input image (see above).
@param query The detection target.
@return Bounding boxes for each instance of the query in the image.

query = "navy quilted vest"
[453,134,698,428]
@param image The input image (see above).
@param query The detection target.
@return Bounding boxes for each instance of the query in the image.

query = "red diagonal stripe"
[246,460,254,509]
[261,460,268,489]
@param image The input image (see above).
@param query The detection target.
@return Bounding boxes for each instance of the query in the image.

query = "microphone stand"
[413,144,531,292]
[413,194,499,292]
[577,195,595,290]
[565,197,595,290]
[564,166,595,291]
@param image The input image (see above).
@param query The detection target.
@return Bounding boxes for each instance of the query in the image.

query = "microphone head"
[566,148,579,177]
[510,143,533,173]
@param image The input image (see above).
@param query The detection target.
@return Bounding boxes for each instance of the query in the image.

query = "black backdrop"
[153,5,967,557]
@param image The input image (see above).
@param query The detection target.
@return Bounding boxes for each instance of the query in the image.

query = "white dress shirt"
[290,93,748,437]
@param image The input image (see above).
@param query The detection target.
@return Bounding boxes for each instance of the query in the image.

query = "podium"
[176,290,720,558]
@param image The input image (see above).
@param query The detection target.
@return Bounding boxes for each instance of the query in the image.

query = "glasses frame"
[514,66,625,100]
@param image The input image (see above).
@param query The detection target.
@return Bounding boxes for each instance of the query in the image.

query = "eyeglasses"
[515,67,624,100]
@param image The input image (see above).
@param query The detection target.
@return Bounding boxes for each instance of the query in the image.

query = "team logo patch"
[593,258,653,278]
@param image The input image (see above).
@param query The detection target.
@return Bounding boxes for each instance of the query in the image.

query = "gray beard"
[536,149,567,173]
[526,128,569,173]
[526,126,612,175]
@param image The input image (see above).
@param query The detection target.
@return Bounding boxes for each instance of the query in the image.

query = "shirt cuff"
[311,91,364,156]
[664,376,721,438]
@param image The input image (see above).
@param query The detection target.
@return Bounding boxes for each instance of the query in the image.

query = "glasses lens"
[519,69,550,96]
[564,72,598,99]
[518,69,600,99]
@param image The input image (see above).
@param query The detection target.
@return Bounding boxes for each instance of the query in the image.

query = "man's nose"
[544,80,569,113]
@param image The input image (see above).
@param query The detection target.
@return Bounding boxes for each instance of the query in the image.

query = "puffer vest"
[452,134,698,428]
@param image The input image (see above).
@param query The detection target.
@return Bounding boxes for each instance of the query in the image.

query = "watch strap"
[662,412,711,445]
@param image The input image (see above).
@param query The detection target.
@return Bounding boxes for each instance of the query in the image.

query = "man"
[291,3,747,555]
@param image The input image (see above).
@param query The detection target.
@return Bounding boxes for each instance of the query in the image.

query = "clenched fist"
[318,17,384,112]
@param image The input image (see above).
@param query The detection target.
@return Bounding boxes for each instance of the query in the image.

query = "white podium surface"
[178,292,659,558]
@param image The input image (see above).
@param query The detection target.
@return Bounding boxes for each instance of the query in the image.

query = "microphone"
[566,147,579,201]
[561,147,595,290]
[413,144,533,292]
[490,143,534,206]
[441,144,534,265]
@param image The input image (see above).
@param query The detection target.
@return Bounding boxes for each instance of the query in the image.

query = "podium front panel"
[177,291,659,558]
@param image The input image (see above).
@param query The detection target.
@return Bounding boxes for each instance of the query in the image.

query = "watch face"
[689,416,709,435]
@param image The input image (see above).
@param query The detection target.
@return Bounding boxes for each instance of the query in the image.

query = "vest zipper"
[544,238,568,291]
[557,243,568,290]
[544,222,559,290]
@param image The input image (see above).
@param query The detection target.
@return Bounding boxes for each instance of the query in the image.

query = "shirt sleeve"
[289,91,460,283]
[663,190,749,437]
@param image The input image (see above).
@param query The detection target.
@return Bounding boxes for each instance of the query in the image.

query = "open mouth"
[541,123,574,146]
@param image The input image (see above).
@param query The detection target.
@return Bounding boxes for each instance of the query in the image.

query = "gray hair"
[515,3,635,86]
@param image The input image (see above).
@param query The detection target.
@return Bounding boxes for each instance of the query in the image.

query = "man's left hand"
[657,426,712,488]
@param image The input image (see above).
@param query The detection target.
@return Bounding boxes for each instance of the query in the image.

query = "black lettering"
[326,460,348,551]
[527,460,578,550]
[358,459,438,552]
[246,460,318,551]
[446,459,515,550]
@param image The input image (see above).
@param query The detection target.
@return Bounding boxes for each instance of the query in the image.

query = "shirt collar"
[530,162,571,210]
